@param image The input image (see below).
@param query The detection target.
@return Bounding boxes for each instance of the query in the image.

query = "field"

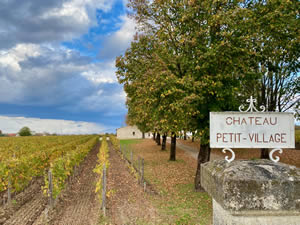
[0,135,98,194]
[1,133,299,225]
[120,139,212,225]
[0,135,99,224]
[0,135,212,224]
[116,136,300,224]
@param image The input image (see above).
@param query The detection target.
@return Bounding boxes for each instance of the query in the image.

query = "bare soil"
[48,141,101,225]
[0,178,47,225]
[106,142,162,225]
[0,142,101,225]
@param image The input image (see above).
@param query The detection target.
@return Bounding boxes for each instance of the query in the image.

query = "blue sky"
[0,0,134,134]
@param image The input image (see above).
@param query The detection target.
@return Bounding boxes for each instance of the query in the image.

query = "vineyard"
[0,135,98,201]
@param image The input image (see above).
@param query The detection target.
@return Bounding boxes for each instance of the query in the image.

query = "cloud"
[98,15,136,59]
[0,43,125,112]
[0,1,130,129]
[0,0,115,50]
[81,61,117,84]
[0,115,107,134]
[0,44,88,105]
[75,83,127,115]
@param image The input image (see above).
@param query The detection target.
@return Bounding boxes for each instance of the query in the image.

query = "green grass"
[122,139,212,224]
[119,139,142,165]
[120,139,142,148]
[159,183,212,225]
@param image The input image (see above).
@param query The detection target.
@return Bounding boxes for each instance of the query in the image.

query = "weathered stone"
[212,199,300,225]
[201,160,300,213]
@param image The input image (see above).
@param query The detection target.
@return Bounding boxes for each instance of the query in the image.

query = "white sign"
[210,112,295,149]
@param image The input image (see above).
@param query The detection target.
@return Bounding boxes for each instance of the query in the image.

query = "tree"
[119,0,299,191]
[19,127,32,136]
[238,0,300,159]
[117,33,194,161]
[124,0,246,186]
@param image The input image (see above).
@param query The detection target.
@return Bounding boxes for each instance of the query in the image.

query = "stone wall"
[201,159,300,225]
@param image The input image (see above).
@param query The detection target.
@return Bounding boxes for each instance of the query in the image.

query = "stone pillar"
[201,160,300,225]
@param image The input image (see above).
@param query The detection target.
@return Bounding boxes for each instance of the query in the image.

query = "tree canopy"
[116,0,299,190]
[19,127,32,136]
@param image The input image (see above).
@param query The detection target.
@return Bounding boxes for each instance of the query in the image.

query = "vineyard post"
[7,178,11,205]
[141,158,144,185]
[138,157,141,183]
[102,164,106,216]
[48,170,54,208]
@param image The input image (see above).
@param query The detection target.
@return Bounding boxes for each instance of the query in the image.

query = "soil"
[0,139,164,225]
[106,142,162,225]
[0,178,47,225]
[0,141,101,225]
[48,141,101,225]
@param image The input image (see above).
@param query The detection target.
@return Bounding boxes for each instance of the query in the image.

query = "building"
[116,126,152,139]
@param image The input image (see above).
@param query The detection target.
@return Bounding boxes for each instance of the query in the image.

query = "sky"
[0,0,135,134]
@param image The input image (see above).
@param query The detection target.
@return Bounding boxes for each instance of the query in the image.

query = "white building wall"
[116,126,153,139]
[145,132,152,139]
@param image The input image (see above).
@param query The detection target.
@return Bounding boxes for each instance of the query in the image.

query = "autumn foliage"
[116,0,299,189]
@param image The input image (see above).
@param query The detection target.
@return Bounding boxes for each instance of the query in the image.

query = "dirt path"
[49,141,101,225]
[167,139,223,161]
[106,143,161,225]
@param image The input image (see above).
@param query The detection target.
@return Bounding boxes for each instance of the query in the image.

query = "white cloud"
[0,44,41,72]
[77,86,126,113]
[0,1,129,123]
[98,15,136,59]
[0,0,116,49]
[0,116,106,134]
[0,43,123,108]
[81,61,117,84]
[0,42,127,117]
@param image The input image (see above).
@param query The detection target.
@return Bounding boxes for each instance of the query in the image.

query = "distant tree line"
[0,127,58,137]
[116,0,299,190]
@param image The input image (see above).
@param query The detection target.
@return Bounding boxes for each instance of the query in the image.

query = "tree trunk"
[161,134,167,150]
[153,132,156,141]
[195,143,211,191]
[260,148,270,159]
[142,132,145,139]
[156,133,161,145]
[170,132,176,161]
[192,132,195,142]
[184,132,187,140]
